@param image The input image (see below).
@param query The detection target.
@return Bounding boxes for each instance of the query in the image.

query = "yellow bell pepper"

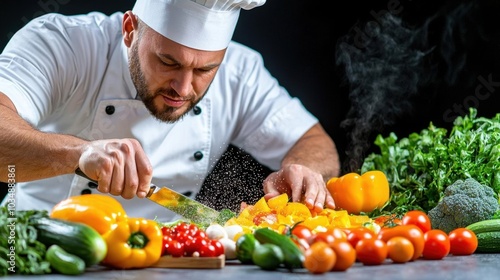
[327,170,390,215]
[101,217,163,269]
[50,194,128,234]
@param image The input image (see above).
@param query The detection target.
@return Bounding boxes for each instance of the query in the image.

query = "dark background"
[1,0,499,211]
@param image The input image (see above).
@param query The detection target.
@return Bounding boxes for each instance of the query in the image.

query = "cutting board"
[151,255,225,269]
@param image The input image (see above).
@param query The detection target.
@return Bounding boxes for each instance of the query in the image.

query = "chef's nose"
[170,70,193,97]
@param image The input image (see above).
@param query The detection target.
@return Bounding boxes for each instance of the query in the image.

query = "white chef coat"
[0,12,318,221]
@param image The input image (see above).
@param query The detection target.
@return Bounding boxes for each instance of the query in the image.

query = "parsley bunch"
[361,108,500,217]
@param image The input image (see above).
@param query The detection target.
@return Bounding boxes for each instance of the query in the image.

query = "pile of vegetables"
[50,194,163,269]
[361,108,500,216]
[233,209,490,274]
[0,206,107,276]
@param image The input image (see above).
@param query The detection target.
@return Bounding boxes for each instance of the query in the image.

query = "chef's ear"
[122,11,139,47]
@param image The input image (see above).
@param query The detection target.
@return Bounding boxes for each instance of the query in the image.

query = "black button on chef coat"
[81,189,92,195]
[194,151,203,160]
[193,106,202,115]
[105,105,115,115]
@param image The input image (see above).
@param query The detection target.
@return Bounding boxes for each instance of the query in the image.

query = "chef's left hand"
[262,164,336,213]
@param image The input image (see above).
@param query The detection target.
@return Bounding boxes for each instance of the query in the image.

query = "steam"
[335,2,483,173]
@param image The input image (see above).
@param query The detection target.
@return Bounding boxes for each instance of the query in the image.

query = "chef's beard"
[129,42,197,123]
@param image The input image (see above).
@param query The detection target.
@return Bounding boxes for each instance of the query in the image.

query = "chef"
[0,0,340,221]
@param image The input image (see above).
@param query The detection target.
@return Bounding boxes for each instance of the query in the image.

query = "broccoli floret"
[427,178,499,233]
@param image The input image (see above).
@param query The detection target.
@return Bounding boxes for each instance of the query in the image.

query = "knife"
[74,168,221,226]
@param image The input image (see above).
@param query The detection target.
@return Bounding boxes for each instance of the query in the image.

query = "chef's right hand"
[78,138,153,199]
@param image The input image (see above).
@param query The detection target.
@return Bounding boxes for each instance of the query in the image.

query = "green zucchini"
[253,227,304,270]
[32,217,107,267]
[45,244,85,275]
[475,231,500,253]
[466,219,500,234]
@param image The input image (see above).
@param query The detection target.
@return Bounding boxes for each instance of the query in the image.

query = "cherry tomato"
[325,227,348,242]
[161,226,173,236]
[346,227,375,248]
[355,238,388,265]
[449,228,478,255]
[291,225,314,241]
[210,239,225,257]
[168,239,185,257]
[312,232,337,246]
[303,241,337,274]
[378,224,425,261]
[161,235,173,255]
[187,223,200,236]
[184,236,207,256]
[374,214,402,228]
[199,242,218,257]
[422,229,450,260]
[172,222,190,235]
[386,236,414,263]
[330,240,356,271]
[402,210,432,233]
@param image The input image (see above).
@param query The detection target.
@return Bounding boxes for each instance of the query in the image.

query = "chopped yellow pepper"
[102,217,163,269]
[50,194,128,234]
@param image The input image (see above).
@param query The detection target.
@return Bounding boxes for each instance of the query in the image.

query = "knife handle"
[75,167,96,183]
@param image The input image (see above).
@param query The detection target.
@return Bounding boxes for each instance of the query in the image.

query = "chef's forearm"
[0,93,84,182]
[281,123,341,181]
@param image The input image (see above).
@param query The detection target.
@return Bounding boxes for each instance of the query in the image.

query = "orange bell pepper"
[327,170,390,215]
[101,217,163,269]
[50,194,128,234]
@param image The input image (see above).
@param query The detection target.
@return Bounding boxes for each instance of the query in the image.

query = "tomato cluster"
[290,210,478,274]
[161,222,224,257]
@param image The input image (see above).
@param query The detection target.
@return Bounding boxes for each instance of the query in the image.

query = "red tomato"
[325,227,348,242]
[374,214,402,228]
[422,229,450,260]
[210,239,225,257]
[167,239,185,257]
[346,227,375,248]
[199,242,218,257]
[172,222,190,234]
[312,232,337,246]
[355,238,388,265]
[184,236,208,256]
[448,228,478,255]
[161,226,173,236]
[402,210,432,233]
[292,225,313,241]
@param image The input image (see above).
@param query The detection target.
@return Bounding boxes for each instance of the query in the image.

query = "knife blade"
[75,168,221,226]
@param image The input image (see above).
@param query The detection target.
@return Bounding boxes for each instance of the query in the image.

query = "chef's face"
[126,15,225,123]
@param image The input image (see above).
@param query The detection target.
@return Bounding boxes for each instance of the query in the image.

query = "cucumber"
[45,244,85,275]
[466,219,500,234]
[235,233,261,264]
[251,243,284,271]
[475,231,500,253]
[32,217,107,267]
[253,227,304,270]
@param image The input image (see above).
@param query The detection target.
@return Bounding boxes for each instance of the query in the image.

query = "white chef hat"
[132,0,266,51]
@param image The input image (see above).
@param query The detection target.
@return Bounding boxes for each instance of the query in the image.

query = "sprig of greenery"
[361,108,500,216]
[0,207,51,275]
